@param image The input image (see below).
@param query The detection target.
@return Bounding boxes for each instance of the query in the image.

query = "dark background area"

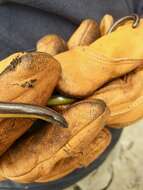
[0,0,141,59]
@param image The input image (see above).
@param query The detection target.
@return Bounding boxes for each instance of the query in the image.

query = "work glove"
[0,100,110,183]
[55,15,143,97]
[51,15,143,128]
[0,52,62,156]
[88,67,143,127]
[0,14,142,184]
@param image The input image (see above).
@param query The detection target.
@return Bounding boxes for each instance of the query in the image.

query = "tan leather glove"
[46,16,143,128]
[88,67,143,127]
[0,52,61,155]
[1,15,142,184]
[0,100,110,183]
[55,19,143,97]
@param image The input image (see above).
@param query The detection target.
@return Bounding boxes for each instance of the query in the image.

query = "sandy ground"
[65,120,143,190]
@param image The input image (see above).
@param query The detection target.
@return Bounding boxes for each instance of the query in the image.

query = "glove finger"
[36,34,67,56]
[67,19,100,49]
[99,14,114,36]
